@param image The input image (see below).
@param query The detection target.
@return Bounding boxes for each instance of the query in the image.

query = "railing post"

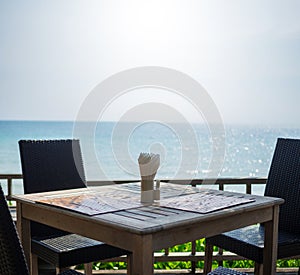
[246,181,252,194]
[7,177,13,201]
[191,240,196,273]
[219,182,224,191]
[164,247,169,256]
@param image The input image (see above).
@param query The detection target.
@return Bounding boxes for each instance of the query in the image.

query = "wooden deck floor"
[88,271,298,275]
[39,267,299,275]
[40,272,299,275]
[38,260,299,275]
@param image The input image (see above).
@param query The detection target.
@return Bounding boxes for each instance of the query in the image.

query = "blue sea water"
[1,120,300,194]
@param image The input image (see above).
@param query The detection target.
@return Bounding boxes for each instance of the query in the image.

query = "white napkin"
[138,152,160,191]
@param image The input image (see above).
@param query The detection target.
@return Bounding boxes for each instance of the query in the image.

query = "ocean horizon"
[1,120,300,195]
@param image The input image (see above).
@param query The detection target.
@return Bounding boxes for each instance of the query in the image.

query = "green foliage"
[94,262,127,270]
[76,239,299,270]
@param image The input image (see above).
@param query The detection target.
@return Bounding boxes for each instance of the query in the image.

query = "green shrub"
[76,239,300,270]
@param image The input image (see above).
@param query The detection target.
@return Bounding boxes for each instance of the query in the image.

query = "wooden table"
[13,182,284,275]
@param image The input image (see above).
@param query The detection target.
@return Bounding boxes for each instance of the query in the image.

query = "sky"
[1,0,300,127]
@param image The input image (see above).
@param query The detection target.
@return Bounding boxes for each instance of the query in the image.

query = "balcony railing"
[1,174,299,273]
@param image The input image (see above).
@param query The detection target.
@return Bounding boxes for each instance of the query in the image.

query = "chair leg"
[203,242,213,275]
[254,262,263,275]
[84,262,93,275]
[31,253,39,275]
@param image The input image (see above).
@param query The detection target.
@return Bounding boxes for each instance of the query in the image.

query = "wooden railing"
[1,174,267,200]
[2,174,298,272]
[0,174,23,200]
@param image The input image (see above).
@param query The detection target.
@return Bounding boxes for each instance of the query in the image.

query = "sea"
[1,120,300,195]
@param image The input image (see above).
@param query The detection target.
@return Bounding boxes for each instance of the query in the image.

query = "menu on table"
[36,193,142,216]
[160,191,255,213]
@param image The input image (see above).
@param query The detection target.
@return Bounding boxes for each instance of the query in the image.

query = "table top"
[13,182,284,235]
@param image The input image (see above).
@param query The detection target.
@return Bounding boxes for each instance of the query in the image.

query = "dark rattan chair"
[18,139,128,274]
[0,184,83,275]
[207,266,247,275]
[204,138,300,275]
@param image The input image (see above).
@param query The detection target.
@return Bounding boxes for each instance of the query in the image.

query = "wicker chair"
[204,138,300,275]
[207,266,247,275]
[18,139,128,274]
[0,184,83,275]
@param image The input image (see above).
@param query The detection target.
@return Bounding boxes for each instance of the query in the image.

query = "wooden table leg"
[263,205,279,275]
[16,203,36,275]
[129,235,154,275]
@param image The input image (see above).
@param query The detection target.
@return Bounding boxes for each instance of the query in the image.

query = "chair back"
[19,139,86,194]
[0,185,29,275]
[18,139,87,237]
[264,138,300,234]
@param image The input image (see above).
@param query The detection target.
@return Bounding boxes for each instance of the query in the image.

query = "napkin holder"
[141,177,154,203]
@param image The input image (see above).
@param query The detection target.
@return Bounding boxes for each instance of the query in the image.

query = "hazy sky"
[1,0,300,126]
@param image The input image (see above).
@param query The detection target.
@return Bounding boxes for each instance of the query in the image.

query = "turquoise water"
[1,120,300,194]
